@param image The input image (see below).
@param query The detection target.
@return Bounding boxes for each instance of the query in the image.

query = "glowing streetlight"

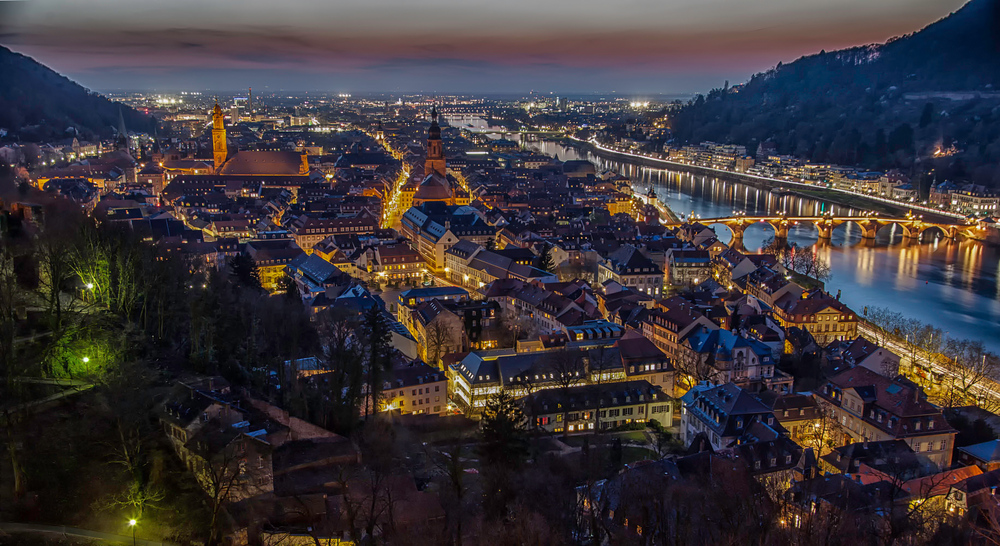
[128,519,137,546]
[82,357,90,364]
[86,283,94,290]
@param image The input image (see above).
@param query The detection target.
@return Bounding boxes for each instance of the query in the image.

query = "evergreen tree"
[227,252,262,291]
[478,389,529,519]
[479,389,529,470]
[362,305,391,418]
[537,243,555,273]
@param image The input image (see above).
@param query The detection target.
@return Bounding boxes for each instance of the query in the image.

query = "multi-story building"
[679,326,792,393]
[444,240,557,290]
[736,266,803,308]
[640,296,718,363]
[407,299,468,368]
[482,278,600,336]
[665,248,712,286]
[951,185,1000,216]
[597,244,664,296]
[773,290,858,347]
[814,365,957,467]
[244,239,306,292]
[523,380,673,434]
[614,329,677,396]
[359,242,425,283]
[400,203,495,272]
[380,361,450,415]
[396,286,470,329]
[286,211,380,249]
[768,393,823,445]
[680,382,779,451]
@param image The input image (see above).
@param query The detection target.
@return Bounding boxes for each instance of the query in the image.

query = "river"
[526,139,1000,352]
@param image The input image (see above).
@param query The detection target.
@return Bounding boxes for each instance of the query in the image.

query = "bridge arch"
[785,219,823,247]
[707,222,735,245]
[917,225,948,241]
[872,221,914,242]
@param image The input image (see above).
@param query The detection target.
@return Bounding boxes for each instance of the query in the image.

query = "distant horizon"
[0,0,968,95]
[92,89,699,100]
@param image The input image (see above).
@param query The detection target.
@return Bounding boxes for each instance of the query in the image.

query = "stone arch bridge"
[692,214,978,244]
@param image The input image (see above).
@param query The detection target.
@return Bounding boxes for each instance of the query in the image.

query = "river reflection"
[528,139,1000,352]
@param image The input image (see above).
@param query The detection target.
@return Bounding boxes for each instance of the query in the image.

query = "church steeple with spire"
[115,107,130,153]
[424,106,446,178]
[410,105,469,207]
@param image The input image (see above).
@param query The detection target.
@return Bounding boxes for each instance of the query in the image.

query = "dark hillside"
[0,45,155,142]
[671,0,1000,189]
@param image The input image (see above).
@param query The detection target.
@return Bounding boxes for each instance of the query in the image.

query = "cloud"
[0,0,969,92]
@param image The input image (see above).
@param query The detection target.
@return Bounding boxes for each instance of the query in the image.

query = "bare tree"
[588,345,616,434]
[864,306,905,348]
[427,434,474,546]
[805,406,845,457]
[541,350,586,439]
[0,246,30,503]
[337,419,403,544]
[425,319,456,368]
[792,245,832,282]
[941,339,1000,413]
[203,440,250,545]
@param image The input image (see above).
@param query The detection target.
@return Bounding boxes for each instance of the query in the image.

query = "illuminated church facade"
[211,101,309,177]
[407,107,470,207]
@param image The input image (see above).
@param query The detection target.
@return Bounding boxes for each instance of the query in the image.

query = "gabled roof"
[604,244,661,275]
[288,253,342,285]
[958,439,1000,464]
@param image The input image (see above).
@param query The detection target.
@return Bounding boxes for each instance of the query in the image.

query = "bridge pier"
[728,223,746,241]
[771,220,789,242]
[816,222,834,241]
[858,220,880,240]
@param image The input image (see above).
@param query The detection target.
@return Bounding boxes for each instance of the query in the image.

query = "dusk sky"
[0,0,969,94]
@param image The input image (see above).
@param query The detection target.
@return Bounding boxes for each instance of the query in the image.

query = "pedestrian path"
[0,521,177,546]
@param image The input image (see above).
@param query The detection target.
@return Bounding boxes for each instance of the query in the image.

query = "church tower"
[212,101,228,171]
[424,106,446,177]
[115,107,130,153]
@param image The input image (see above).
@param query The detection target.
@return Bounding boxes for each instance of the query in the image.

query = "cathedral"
[211,101,309,177]
[408,107,469,207]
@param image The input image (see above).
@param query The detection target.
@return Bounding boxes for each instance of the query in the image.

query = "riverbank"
[560,136,962,225]
[533,136,1000,353]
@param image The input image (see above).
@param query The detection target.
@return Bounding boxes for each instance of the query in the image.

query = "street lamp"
[82,357,90,364]
[86,283,94,290]
[128,519,137,546]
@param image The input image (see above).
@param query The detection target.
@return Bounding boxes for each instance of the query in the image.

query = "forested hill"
[0,45,155,142]
[670,0,1000,188]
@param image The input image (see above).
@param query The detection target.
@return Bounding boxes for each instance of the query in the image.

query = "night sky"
[0,0,969,94]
